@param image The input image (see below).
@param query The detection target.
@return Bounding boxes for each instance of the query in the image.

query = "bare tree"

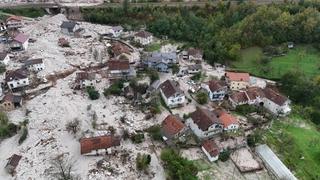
[65,118,81,135]
[50,155,78,180]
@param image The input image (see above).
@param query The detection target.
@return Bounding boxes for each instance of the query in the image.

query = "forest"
[81,1,320,64]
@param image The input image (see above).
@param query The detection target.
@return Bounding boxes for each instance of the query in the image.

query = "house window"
[10,84,13,87]
[23,81,26,84]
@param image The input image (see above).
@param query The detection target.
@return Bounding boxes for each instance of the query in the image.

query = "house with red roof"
[108,59,135,79]
[186,107,223,139]
[187,48,203,61]
[5,68,29,90]
[201,140,220,162]
[80,135,121,155]
[0,93,22,111]
[225,71,250,91]
[10,33,29,51]
[161,114,187,142]
[229,91,249,107]
[6,16,23,29]
[134,30,153,45]
[214,110,239,131]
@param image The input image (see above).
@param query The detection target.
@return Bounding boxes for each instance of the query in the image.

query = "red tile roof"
[14,33,29,43]
[161,115,185,138]
[80,135,120,155]
[214,110,238,128]
[6,16,22,22]
[230,91,248,104]
[246,87,265,101]
[202,140,219,157]
[208,80,227,92]
[225,72,250,82]
[108,60,130,71]
[190,107,221,131]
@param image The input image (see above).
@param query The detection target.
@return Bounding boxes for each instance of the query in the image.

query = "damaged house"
[5,68,29,90]
[161,114,188,143]
[80,135,121,155]
[74,71,96,89]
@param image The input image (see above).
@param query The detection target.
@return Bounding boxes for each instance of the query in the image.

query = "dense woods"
[82,1,320,64]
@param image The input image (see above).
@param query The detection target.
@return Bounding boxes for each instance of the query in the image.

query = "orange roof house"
[80,135,120,155]
[161,114,187,140]
[214,110,239,131]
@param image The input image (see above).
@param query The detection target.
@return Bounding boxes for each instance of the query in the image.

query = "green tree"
[196,92,208,105]
[86,86,100,100]
[136,153,151,171]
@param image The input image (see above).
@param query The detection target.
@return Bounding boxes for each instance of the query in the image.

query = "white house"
[75,71,96,89]
[187,64,202,74]
[159,80,185,108]
[262,88,291,116]
[202,80,227,101]
[0,20,7,33]
[6,16,23,29]
[110,26,123,37]
[10,33,29,51]
[214,110,239,131]
[108,60,135,79]
[0,52,10,65]
[187,48,203,61]
[5,68,29,89]
[186,107,223,139]
[134,30,153,45]
[24,58,45,72]
[202,140,220,162]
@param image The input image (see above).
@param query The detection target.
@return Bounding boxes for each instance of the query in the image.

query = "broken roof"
[111,42,132,56]
[202,140,219,157]
[6,16,22,22]
[76,71,96,81]
[214,109,238,128]
[135,30,152,38]
[5,68,28,82]
[246,87,264,101]
[6,154,22,168]
[147,52,177,63]
[207,80,227,92]
[190,107,221,131]
[24,58,43,66]
[13,33,29,43]
[161,114,186,138]
[188,64,202,71]
[159,80,183,98]
[108,60,130,71]
[2,93,22,103]
[60,21,77,30]
[230,91,248,104]
[225,72,250,82]
[80,135,121,155]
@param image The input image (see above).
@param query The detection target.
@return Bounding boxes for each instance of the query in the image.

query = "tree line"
[81,1,320,64]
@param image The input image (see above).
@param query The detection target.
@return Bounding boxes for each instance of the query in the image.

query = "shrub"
[136,153,151,171]
[196,92,208,105]
[145,68,159,83]
[104,80,124,96]
[18,127,28,144]
[247,132,262,147]
[130,133,145,143]
[191,72,201,81]
[171,64,180,74]
[160,148,198,180]
[86,86,100,100]
[66,118,81,134]
[235,105,258,116]
[145,125,162,141]
[219,150,230,162]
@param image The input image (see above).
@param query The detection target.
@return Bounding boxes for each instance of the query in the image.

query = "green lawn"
[232,45,320,79]
[264,117,320,180]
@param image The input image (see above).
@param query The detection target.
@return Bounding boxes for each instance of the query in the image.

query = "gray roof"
[188,64,202,71]
[24,58,43,66]
[256,144,297,180]
[60,21,77,32]
[159,80,183,98]
[146,52,177,63]
[147,80,160,92]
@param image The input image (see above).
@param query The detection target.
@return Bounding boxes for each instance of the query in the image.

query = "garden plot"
[230,148,262,173]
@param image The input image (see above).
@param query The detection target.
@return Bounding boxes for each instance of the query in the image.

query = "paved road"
[0,0,298,9]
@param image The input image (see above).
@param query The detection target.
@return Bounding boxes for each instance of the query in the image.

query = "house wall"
[28,63,45,72]
[7,78,29,89]
[155,63,169,72]
[134,36,153,45]
[262,98,291,116]
[189,55,202,61]
[229,81,249,91]
[188,69,200,74]
[201,146,219,162]
[7,20,22,29]
[0,102,15,111]
[186,118,222,139]
[22,41,29,50]
[80,79,95,88]
[111,29,123,37]
[160,90,185,108]
[224,123,239,131]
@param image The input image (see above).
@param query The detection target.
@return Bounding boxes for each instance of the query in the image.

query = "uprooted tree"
[50,155,79,180]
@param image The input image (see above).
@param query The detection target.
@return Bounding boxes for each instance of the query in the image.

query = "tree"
[122,0,129,15]
[160,149,198,180]
[219,150,230,162]
[196,92,208,105]
[86,86,100,100]
[104,80,124,96]
[66,118,81,135]
[136,153,151,171]
[145,125,162,141]
[50,155,78,180]
[171,64,180,74]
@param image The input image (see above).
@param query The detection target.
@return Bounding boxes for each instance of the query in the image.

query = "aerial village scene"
[0,1,319,180]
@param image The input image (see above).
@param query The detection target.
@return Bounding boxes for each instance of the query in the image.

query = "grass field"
[264,115,320,180]
[232,45,320,79]
[0,8,46,18]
